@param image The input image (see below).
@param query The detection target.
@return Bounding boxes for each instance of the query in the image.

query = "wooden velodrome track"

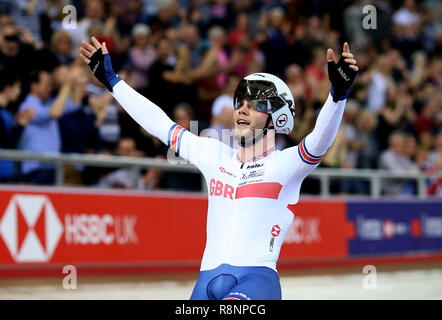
[1,261,441,299]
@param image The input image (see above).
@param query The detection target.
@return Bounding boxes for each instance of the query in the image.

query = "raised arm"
[79,37,229,169]
[300,43,359,163]
[80,37,179,144]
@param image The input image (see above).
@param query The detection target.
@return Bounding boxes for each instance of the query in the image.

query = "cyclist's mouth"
[236,119,250,128]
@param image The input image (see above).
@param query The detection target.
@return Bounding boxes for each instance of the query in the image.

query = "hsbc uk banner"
[347,201,442,256]
[0,188,207,268]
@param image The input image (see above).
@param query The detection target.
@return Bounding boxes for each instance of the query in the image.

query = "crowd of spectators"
[0,0,440,196]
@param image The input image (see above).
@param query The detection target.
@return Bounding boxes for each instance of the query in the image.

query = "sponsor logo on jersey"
[219,167,236,178]
[271,225,281,237]
[240,169,265,180]
[269,237,275,252]
[246,163,263,169]
[269,225,281,252]
[209,179,235,199]
[210,180,283,200]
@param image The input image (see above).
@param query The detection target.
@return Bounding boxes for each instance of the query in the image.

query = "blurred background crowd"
[0,0,440,196]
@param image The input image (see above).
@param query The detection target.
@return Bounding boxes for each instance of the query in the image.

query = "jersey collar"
[236,146,276,163]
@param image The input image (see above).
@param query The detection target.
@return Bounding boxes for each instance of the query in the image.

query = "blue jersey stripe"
[302,138,324,159]
[176,128,186,155]
[167,123,178,148]
[298,145,320,165]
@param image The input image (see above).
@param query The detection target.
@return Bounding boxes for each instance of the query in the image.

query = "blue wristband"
[330,86,349,102]
[104,54,121,88]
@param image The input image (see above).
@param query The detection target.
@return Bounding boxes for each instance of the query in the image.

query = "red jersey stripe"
[235,182,283,200]
[170,125,183,152]
[299,139,323,163]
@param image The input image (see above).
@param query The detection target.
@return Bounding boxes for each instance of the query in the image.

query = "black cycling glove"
[88,48,121,92]
[328,56,358,102]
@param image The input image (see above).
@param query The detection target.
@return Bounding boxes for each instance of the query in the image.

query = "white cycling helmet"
[233,72,295,135]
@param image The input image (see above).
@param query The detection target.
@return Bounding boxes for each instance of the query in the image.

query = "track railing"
[0,149,440,198]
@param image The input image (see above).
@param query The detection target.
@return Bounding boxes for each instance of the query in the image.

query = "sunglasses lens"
[234,97,285,113]
[234,99,267,112]
[249,100,268,112]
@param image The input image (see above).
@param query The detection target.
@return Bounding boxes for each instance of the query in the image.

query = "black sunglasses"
[234,97,286,113]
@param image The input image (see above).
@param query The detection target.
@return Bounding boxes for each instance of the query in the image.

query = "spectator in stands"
[147,0,181,41]
[181,23,209,69]
[341,100,363,168]
[391,0,422,64]
[379,131,419,196]
[97,136,145,189]
[128,24,156,94]
[288,100,316,146]
[159,103,202,191]
[190,25,241,121]
[0,71,35,182]
[339,100,367,194]
[228,12,249,50]
[17,68,78,184]
[427,133,442,172]
[68,0,106,48]
[355,109,379,170]
[8,0,46,44]
[404,133,418,163]
[304,46,329,104]
[208,73,239,147]
[377,84,416,150]
[139,0,158,24]
[50,30,74,66]
[414,94,441,150]
[85,61,122,153]
[109,0,142,36]
[290,15,325,68]
[426,133,442,197]
[147,37,177,116]
[59,66,103,185]
[259,7,289,78]
[0,22,37,82]
[367,54,393,112]
[321,127,347,170]
[285,64,306,101]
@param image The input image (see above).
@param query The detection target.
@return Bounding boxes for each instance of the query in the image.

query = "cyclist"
[80,37,358,300]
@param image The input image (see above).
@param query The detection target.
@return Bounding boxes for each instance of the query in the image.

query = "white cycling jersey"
[111,80,346,271]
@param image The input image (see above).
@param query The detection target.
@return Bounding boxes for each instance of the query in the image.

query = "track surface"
[1,262,441,300]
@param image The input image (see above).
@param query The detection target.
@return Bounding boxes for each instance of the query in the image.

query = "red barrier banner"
[280,201,355,263]
[0,187,208,268]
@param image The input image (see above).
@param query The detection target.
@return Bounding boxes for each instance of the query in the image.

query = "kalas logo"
[0,195,63,262]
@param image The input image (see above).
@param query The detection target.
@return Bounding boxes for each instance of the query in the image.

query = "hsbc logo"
[382,220,395,239]
[0,195,63,262]
[269,224,281,252]
[271,225,281,237]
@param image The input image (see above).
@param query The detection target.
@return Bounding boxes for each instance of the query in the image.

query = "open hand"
[327,42,359,102]
[79,36,120,92]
